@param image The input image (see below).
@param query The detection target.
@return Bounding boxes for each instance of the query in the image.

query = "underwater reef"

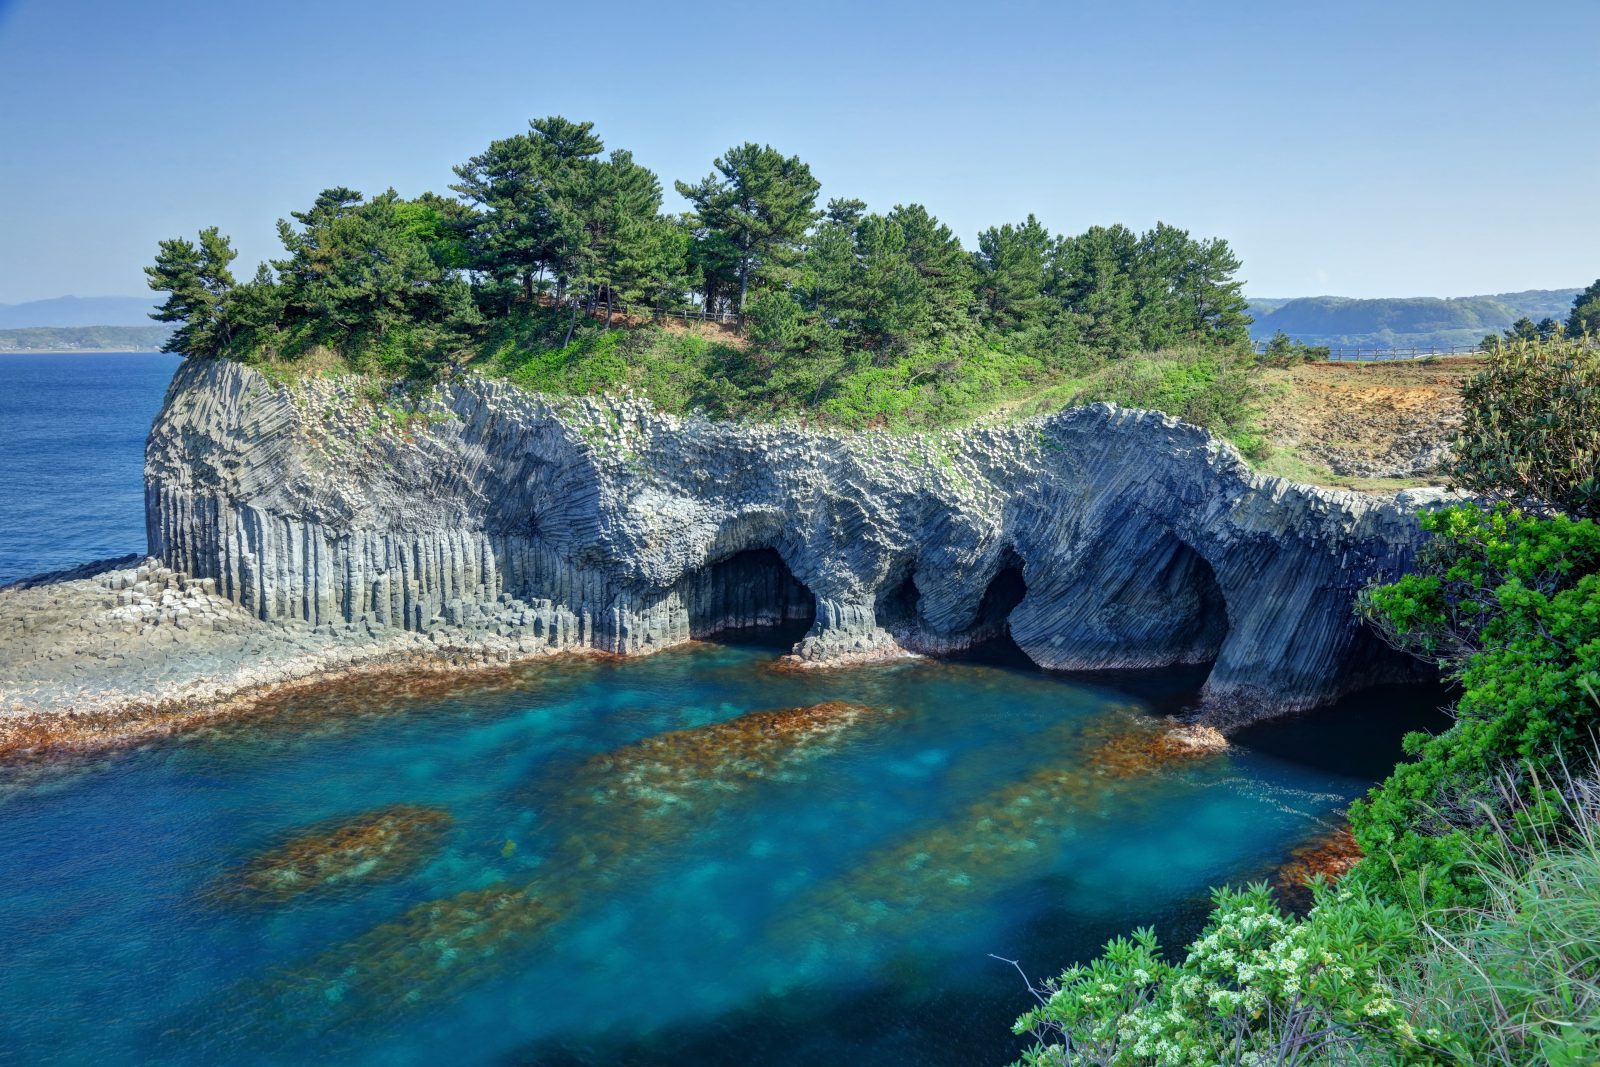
[213,804,452,905]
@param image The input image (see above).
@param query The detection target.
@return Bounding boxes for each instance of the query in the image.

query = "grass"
[1252,450,1430,493]
[1382,767,1600,1066]
[231,307,1464,493]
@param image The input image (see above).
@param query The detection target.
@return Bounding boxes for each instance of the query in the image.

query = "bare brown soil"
[1254,358,1478,491]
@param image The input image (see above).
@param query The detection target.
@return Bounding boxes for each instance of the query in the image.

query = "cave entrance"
[958,555,1034,667]
[688,548,816,649]
[1152,540,1229,667]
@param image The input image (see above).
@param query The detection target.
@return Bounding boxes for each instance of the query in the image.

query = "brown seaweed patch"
[575,700,877,812]
[268,882,568,1027]
[214,805,452,905]
[1273,825,1362,910]
[775,712,1227,943]
[1083,718,1229,778]
[553,700,883,869]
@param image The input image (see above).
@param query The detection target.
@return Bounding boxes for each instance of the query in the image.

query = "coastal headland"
[1,359,1448,757]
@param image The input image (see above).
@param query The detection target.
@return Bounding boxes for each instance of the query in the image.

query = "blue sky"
[1,0,1595,304]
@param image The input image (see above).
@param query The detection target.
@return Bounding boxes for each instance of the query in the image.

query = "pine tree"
[145,226,238,357]
[676,143,820,317]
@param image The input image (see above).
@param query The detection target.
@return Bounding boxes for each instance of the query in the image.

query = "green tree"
[274,187,481,375]
[676,143,820,317]
[886,203,975,342]
[450,116,605,303]
[1179,232,1251,346]
[581,148,672,327]
[1052,224,1140,355]
[974,215,1054,333]
[145,226,239,358]
[1567,278,1600,337]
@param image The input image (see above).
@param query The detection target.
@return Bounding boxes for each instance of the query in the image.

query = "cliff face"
[146,360,1436,722]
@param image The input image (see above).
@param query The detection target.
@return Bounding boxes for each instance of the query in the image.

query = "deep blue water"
[0,352,1449,1063]
[0,627,1447,1066]
[0,352,183,585]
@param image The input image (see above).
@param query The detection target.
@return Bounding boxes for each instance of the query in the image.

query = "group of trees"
[1478,280,1600,350]
[148,116,1251,381]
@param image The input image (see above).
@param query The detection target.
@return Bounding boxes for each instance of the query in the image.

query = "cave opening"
[1154,540,1230,667]
[956,555,1034,667]
[688,548,816,649]
[876,570,921,631]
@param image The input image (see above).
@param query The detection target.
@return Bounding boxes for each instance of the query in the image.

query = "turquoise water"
[0,352,183,584]
[0,630,1446,1065]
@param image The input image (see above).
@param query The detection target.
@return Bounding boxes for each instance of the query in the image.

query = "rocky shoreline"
[2,359,1450,758]
[0,556,611,759]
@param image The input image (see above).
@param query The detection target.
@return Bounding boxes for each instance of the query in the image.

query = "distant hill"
[1247,289,1582,350]
[0,325,174,352]
[0,295,159,328]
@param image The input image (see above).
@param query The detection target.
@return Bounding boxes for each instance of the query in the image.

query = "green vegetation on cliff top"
[145,115,1274,439]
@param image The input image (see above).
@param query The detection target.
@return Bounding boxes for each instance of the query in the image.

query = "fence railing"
[1251,341,1485,362]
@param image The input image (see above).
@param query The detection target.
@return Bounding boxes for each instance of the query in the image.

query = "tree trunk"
[604,290,613,329]
[562,303,579,348]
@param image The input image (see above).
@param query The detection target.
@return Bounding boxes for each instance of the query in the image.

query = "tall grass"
[1386,766,1600,1066]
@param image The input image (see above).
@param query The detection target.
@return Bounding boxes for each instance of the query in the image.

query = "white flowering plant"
[1010,882,1429,1067]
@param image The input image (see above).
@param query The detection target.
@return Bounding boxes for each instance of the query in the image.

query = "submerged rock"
[553,700,884,872]
[146,361,1438,724]
[264,882,565,1030]
[774,712,1227,943]
[215,805,451,904]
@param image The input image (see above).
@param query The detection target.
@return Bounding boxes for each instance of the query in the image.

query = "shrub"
[1449,340,1600,520]
[1010,883,1420,1066]
[1069,347,1260,440]
[1352,504,1600,906]
[1258,329,1331,367]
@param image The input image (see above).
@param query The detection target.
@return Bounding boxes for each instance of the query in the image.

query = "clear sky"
[1,0,1596,304]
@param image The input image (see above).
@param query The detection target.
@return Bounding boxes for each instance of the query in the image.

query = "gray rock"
[144,360,1436,724]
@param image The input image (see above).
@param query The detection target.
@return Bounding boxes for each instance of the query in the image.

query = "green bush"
[1068,347,1262,443]
[1011,882,1421,1066]
[1352,504,1600,906]
[1449,340,1600,520]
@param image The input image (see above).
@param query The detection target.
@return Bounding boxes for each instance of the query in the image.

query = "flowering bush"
[1011,884,1422,1066]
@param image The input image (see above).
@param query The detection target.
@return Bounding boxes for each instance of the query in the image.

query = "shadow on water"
[699,615,815,653]
[946,630,1214,720]
[1232,681,1457,781]
[500,975,1035,1067]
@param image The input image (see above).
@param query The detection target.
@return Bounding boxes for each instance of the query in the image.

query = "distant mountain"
[1247,289,1583,350]
[0,325,173,352]
[0,295,159,329]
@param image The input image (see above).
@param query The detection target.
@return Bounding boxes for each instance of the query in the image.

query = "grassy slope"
[247,309,1468,493]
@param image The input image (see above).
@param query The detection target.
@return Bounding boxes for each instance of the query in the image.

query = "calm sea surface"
[0,353,1447,1064]
[0,351,183,585]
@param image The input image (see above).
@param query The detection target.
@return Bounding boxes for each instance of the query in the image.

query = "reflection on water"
[0,638,1446,1066]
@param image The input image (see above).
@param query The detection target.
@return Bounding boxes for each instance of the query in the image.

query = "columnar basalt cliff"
[145,360,1436,722]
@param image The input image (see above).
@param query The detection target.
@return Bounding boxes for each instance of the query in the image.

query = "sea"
[0,352,1448,1065]
[0,351,184,585]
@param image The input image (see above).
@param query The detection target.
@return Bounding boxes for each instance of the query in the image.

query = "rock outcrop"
[145,360,1438,722]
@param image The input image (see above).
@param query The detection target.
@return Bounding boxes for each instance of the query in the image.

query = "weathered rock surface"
[140,360,1438,722]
